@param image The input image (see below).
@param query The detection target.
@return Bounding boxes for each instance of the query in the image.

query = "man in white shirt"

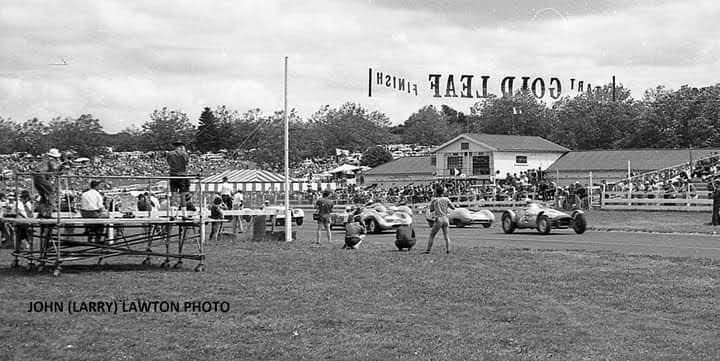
[219,177,233,209]
[80,180,106,243]
[232,190,245,233]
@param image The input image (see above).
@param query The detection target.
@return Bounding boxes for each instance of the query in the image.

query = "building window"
[516,155,528,164]
[430,156,436,166]
[472,156,490,175]
[460,142,469,150]
[447,156,463,172]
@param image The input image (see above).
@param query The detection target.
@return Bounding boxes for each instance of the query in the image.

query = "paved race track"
[297,216,720,260]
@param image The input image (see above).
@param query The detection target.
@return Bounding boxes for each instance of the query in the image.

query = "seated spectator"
[79,180,107,243]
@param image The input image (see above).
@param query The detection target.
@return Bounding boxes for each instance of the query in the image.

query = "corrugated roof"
[463,133,570,152]
[202,169,286,183]
[547,149,720,172]
[364,156,432,175]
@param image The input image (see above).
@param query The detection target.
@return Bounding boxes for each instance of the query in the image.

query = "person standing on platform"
[79,180,107,243]
[314,190,334,244]
[422,186,455,254]
[166,140,190,219]
[33,148,62,218]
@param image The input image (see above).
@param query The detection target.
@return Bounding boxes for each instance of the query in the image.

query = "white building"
[431,133,569,182]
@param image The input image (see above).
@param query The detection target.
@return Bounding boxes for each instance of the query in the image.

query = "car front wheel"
[501,213,515,234]
[572,213,586,234]
[536,215,551,235]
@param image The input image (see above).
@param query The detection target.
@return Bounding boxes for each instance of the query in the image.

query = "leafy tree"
[360,146,393,168]
[46,114,107,157]
[141,107,195,151]
[401,105,453,145]
[106,126,144,152]
[0,117,19,154]
[16,118,51,155]
[551,84,639,150]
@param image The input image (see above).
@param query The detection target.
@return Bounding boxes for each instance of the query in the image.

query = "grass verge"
[1,233,718,360]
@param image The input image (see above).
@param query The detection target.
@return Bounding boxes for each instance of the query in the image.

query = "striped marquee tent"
[193,169,338,193]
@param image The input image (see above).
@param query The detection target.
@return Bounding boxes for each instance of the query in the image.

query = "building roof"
[202,169,286,183]
[364,156,432,176]
[435,133,570,153]
[546,149,720,172]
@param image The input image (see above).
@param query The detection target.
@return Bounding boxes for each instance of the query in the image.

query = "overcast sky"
[1,0,718,132]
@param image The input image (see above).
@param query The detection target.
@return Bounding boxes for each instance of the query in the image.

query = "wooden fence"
[600,191,713,211]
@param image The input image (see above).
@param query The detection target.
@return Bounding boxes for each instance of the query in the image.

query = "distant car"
[265,206,305,226]
[424,207,495,228]
[358,203,413,234]
[501,202,586,235]
[321,206,354,229]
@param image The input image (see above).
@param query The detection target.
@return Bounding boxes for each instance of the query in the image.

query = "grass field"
[1,227,719,361]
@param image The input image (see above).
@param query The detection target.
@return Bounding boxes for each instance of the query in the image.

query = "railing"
[600,191,712,211]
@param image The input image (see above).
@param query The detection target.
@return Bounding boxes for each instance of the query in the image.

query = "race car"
[323,206,354,229]
[264,206,305,226]
[501,201,586,235]
[424,207,495,228]
[358,203,413,234]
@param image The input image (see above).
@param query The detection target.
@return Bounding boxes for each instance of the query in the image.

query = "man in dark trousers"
[166,140,190,218]
[314,190,334,244]
[712,179,720,231]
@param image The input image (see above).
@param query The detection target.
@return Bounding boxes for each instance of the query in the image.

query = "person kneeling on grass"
[395,223,416,251]
[208,197,225,242]
[343,215,366,250]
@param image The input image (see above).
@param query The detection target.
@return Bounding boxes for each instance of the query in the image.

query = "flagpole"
[284,56,292,242]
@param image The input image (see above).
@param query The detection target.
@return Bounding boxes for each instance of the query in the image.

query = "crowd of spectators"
[608,153,720,199]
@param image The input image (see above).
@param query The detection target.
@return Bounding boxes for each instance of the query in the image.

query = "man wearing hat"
[166,140,190,218]
[80,180,107,243]
[33,148,62,218]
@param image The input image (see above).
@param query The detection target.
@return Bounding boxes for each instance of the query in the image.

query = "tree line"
[0,83,718,167]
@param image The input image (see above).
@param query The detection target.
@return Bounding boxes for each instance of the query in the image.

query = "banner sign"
[368,68,609,100]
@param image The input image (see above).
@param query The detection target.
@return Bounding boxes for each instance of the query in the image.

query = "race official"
[423,186,455,254]
[166,140,190,218]
[314,191,334,244]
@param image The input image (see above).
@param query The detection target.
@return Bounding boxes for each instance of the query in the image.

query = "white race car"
[265,206,305,226]
[359,203,413,234]
[425,207,495,228]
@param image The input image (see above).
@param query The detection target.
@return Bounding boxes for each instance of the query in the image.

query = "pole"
[612,75,616,102]
[627,160,632,203]
[284,56,292,242]
[589,171,593,209]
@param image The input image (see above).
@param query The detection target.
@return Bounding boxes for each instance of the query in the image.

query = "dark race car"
[501,201,586,235]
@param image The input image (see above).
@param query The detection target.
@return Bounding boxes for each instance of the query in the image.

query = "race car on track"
[424,207,495,228]
[322,206,354,229]
[501,201,586,235]
[358,203,413,234]
[314,203,413,233]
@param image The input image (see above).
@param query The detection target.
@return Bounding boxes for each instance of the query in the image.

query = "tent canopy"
[202,169,286,183]
[328,164,360,174]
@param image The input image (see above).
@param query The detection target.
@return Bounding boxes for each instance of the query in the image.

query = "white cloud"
[0,0,717,132]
